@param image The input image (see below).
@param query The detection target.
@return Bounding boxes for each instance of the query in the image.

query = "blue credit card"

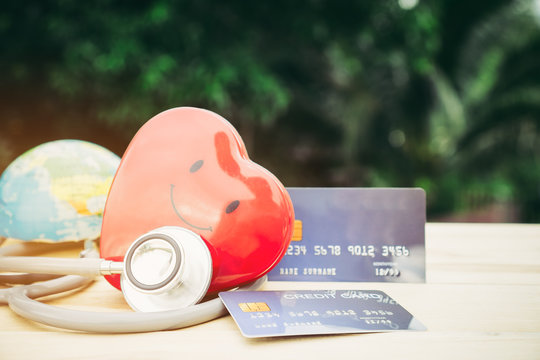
[268,188,426,282]
[219,290,426,338]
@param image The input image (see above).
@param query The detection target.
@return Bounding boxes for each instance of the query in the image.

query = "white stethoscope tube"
[0,273,92,305]
[4,276,265,333]
[0,240,63,285]
[0,256,121,277]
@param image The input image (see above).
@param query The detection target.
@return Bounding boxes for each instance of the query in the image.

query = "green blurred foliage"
[0,0,539,222]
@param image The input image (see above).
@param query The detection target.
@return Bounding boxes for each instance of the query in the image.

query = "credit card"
[219,290,426,338]
[269,188,426,282]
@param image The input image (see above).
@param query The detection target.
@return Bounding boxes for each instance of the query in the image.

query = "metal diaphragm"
[121,226,213,312]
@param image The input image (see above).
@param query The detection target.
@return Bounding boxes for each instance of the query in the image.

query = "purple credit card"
[219,290,426,338]
[268,188,426,282]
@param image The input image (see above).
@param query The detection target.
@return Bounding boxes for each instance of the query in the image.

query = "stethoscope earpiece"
[120,226,213,312]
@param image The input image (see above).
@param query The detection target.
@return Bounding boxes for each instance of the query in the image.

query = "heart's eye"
[225,200,240,214]
[190,160,204,173]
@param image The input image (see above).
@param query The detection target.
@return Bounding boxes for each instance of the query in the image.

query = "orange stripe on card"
[291,220,302,241]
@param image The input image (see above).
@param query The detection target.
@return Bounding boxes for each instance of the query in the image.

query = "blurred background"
[1,0,539,222]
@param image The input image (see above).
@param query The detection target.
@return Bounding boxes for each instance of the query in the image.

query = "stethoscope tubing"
[0,238,99,287]
[0,241,98,308]
[0,273,92,305]
[8,280,226,333]
[0,256,104,277]
[0,240,66,286]
[5,274,265,333]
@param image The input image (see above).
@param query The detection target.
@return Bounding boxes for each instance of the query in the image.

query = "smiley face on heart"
[100,107,294,292]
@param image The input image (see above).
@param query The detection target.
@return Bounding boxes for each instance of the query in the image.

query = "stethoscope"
[0,226,265,333]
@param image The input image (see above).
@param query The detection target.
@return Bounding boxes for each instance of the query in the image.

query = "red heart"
[100,107,294,293]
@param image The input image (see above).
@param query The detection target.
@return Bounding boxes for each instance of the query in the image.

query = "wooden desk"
[1,223,539,359]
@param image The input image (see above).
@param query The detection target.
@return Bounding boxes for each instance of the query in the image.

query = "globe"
[0,140,121,242]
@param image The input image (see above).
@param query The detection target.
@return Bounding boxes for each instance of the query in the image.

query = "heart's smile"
[169,184,213,232]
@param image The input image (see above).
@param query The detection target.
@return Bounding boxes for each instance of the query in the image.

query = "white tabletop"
[1,223,540,359]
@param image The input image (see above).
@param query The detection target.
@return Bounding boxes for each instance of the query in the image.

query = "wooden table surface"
[1,223,539,359]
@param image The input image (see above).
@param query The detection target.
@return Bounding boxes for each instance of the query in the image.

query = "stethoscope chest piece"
[120,226,213,312]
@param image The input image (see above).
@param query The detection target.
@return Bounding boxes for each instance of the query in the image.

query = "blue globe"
[0,140,120,242]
